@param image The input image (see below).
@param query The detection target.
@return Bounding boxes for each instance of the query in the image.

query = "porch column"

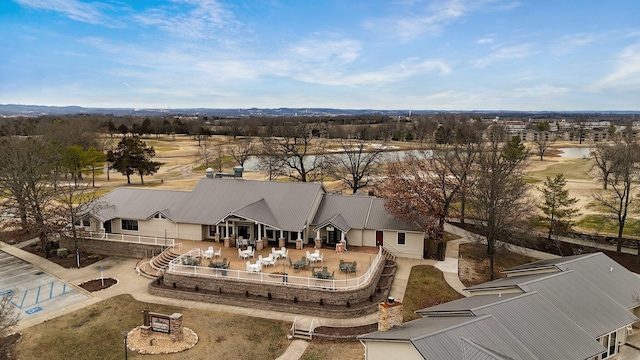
[315,229,320,239]
[297,231,301,241]
[341,231,345,241]
[257,222,262,240]
[225,221,229,237]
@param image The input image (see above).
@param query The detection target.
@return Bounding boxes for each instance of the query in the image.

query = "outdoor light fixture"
[122,331,128,360]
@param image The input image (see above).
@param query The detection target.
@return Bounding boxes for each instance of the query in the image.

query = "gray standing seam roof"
[504,252,640,310]
[518,271,638,338]
[418,292,605,359]
[90,178,325,232]
[360,314,538,360]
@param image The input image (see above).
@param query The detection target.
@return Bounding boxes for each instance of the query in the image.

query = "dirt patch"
[0,332,21,360]
[22,241,108,269]
[78,278,118,292]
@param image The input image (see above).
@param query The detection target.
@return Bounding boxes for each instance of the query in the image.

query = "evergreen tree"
[107,136,162,184]
[538,174,579,241]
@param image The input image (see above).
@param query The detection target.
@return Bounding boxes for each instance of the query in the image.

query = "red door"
[376,231,384,247]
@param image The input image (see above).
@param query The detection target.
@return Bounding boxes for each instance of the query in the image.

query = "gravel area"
[126,327,198,354]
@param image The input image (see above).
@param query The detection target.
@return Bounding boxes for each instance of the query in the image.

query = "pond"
[557,148,592,159]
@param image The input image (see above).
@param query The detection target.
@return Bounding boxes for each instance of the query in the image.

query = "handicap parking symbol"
[25,307,43,315]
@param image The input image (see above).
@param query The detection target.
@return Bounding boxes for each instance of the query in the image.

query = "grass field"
[14,295,291,360]
[527,157,594,180]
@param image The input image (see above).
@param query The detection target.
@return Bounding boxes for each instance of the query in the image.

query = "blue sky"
[2,1,640,111]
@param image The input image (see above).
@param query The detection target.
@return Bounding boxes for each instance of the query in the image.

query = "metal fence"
[167,247,384,291]
[82,231,176,248]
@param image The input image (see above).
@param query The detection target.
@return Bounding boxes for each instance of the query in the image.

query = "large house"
[359,252,640,360]
[81,176,426,258]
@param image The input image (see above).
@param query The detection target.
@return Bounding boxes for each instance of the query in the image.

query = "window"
[599,331,619,359]
[209,225,216,237]
[154,213,166,219]
[82,219,90,227]
[397,232,406,245]
[121,219,139,231]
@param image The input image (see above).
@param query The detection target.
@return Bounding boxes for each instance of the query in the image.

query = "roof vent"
[205,168,214,178]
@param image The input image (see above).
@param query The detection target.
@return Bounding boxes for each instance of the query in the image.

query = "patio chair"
[330,271,334,279]
[289,258,293,268]
[214,248,222,258]
[339,259,347,272]
[204,246,214,259]
[238,248,248,259]
[246,261,252,272]
[266,254,276,267]
[349,261,357,273]
[247,246,254,258]
[317,252,323,263]
[281,247,288,259]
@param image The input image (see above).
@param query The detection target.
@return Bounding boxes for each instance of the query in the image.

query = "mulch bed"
[22,241,108,269]
[78,278,118,292]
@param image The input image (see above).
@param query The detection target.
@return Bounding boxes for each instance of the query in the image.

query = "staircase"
[138,247,181,277]
[291,317,316,340]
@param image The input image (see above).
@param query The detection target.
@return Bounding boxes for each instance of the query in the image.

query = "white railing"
[82,231,176,248]
[167,246,385,291]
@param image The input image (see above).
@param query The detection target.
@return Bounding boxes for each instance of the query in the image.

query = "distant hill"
[1,104,639,117]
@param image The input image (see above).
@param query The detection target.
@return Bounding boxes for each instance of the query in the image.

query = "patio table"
[294,259,308,270]
[314,270,332,279]
[209,261,226,268]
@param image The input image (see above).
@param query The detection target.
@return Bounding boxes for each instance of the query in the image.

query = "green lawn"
[527,158,594,180]
[401,265,464,322]
[575,214,640,237]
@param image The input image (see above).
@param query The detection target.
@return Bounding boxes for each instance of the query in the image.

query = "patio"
[169,239,379,281]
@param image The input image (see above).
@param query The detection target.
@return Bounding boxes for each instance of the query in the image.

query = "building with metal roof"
[81,177,426,258]
[360,252,640,360]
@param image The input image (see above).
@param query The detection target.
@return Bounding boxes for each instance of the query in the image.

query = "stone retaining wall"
[160,256,385,306]
[60,236,165,259]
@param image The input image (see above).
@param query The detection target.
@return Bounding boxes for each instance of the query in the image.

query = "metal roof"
[462,338,516,360]
[360,315,537,360]
[312,194,421,233]
[472,292,605,359]
[464,273,548,292]
[418,292,605,359]
[312,194,371,230]
[313,213,351,233]
[91,178,324,232]
[365,197,420,231]
[518,271,638,338]
[504,252,640,310]
[228,198,281,229]
[91,188,190,222]
[501,253,592,274]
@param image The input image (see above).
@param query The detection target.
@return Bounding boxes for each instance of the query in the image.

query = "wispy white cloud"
[12,0,113,25]
[471,43,533,67]
[551,33,597,56]
[364,0,516,41]
[133,0,238,39]
[476,37,495,44]
[587,43,640,92]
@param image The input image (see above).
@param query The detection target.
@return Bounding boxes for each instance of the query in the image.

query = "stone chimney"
[378,296,403,331]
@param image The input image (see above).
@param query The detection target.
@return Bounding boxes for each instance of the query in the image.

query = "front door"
[376,231,384,247]
[104,220,112,233]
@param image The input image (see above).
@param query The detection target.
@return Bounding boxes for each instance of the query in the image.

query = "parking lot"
[0,250,90,322]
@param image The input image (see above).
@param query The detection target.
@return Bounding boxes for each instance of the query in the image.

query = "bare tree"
[0,292,18,356]
[269,122,328,182]
[255,138,284,181]
[327,138,386,194]
[469,127,533,280]
[533,132,555,161]
[230,137,255,167]
[591,142,619,189]
[591,127,640,254]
